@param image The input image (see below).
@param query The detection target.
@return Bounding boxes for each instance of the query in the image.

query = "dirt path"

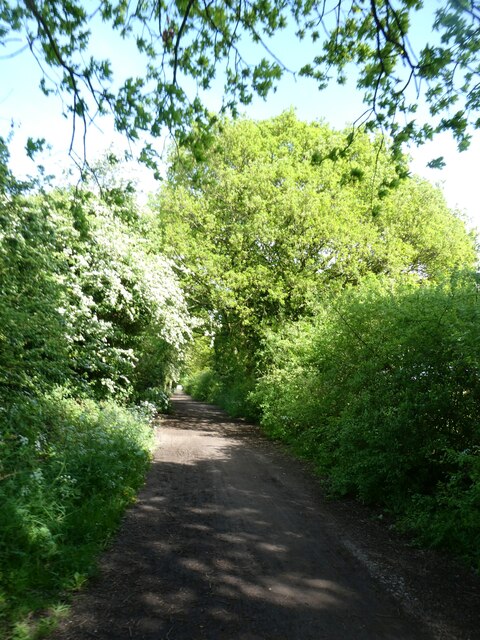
[52,393,479,640]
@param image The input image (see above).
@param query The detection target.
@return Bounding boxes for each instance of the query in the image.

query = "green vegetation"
[0,143,190,638]
[1,107,479,636]
[163,113,479,570]
[162,112,475,406]
[1,0,480,628]
[254,275,480,568]
[0,393,154,639]
[2,2,479,166]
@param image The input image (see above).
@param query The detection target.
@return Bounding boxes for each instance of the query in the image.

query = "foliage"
[0,389,155,640]
[168,115,478,567]
[0,146,191,637]
[160,112,476,412]
[1,2,479,165]
[184,368,218,403]
[253,274,480,569]
[184,366,259,420]
[0,188,71,398]
[65,195,191,398]
[1,179,191,404]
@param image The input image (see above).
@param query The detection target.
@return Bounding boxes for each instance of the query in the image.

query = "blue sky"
[0,1,478,228]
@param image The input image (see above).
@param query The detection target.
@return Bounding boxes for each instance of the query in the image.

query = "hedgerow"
[0,145,191,638]
[253,275,480,570]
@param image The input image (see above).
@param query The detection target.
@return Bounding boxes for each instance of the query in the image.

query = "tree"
[1,1,479,166]
[158,112,475,318]
[0,151,191,403]
[156,112,476,411]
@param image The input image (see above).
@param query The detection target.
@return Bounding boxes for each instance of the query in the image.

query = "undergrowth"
[185,369,259,421]
[0,389,155,640]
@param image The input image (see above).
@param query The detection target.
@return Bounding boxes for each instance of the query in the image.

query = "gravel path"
[51,393,479,640]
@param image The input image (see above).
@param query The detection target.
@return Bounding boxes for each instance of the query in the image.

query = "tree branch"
[173,0,196,86]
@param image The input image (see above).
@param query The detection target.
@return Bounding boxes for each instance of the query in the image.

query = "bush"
[255,274,480,569]
[0,148,188,639]
[184,368,220,402]
[185,368,260,421]
[138,387,171,413]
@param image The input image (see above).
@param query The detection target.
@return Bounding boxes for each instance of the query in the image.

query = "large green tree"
[156,112,476,408]
[1,1,479,165]
[158,112,475,317]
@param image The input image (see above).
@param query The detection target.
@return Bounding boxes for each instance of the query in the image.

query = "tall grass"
[0,388,155,640]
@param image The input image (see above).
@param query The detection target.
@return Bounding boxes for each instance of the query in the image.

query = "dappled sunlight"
[52,393,431,640]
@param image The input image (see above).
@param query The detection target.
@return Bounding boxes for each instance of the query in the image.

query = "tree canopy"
[2,1,479,165]
[156,112,476,413]
[158,112,476,322]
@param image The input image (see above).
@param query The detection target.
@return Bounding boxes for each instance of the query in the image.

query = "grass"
[0,389,156,640]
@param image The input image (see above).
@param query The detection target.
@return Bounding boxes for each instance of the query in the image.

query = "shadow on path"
[52,393,432,640]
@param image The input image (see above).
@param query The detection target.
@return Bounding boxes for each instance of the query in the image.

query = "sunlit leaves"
[157,113,476,398]
[254,273,480,568]
[2,1,478,167]
[0,158,191,401]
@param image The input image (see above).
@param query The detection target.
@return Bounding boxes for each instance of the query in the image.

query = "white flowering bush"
[58,191,192,401]
[1,176,191,405]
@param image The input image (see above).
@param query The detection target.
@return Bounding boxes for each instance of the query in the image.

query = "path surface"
[52,393,479,640]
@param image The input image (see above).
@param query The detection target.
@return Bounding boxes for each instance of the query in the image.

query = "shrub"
[185,367,260,421]
[184,368,219,402]
[138,387,171,413]
[255,274,480,569]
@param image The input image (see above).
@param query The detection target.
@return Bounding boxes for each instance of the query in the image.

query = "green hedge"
[185,368,259,421]
[253,275,480,570]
